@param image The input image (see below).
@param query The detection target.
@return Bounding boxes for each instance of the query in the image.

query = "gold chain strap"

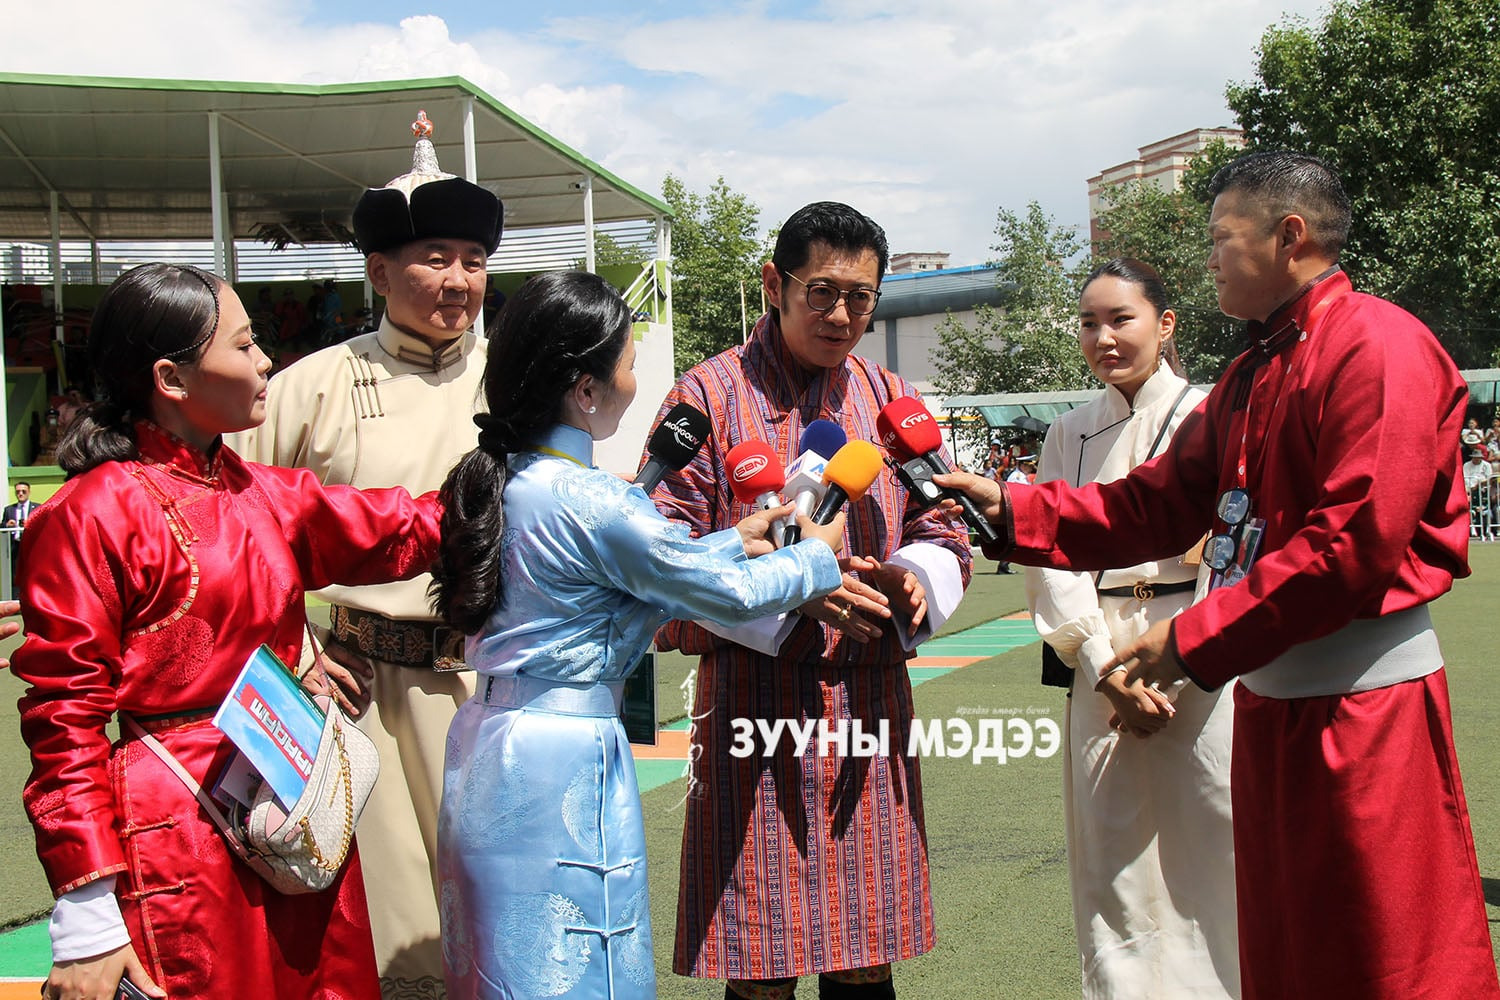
[297,718,354,871]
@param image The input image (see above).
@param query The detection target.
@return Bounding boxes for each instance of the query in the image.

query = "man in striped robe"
[648,201,973,1000]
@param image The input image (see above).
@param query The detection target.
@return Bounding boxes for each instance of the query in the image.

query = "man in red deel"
[937,150,1497,1000]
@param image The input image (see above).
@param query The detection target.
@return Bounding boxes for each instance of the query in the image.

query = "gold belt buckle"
[431,626,468,672]
[1132,582,1155,601]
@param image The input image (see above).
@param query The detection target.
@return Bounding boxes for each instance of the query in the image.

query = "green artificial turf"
[2,544,1498,998]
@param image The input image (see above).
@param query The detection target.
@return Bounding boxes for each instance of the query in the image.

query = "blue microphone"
[781,419,848,545]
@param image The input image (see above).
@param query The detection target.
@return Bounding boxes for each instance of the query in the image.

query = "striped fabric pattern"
[651,314,973,979]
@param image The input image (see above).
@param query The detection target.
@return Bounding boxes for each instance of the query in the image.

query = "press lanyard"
[536,445,587,467]
[1232,288,1343,494]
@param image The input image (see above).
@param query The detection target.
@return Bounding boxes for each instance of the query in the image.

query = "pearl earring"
[586,406,597,414]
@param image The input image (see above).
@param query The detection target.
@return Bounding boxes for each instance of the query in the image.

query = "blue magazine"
[212,645,325,809]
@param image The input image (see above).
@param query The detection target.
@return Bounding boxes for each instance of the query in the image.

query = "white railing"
[622,259,670,325]
[0,218,662,285]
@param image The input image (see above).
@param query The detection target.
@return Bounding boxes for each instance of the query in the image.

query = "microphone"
[781,419,847,545]
[725,439,786,515]
[877,396,1000,545]
[810,441,884,525]
[635,403,712,493]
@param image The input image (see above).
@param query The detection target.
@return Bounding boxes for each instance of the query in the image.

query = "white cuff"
[49,875,131,962]
[695,613,800,656]
[886,542,965,652]
[1077,634,1118,678]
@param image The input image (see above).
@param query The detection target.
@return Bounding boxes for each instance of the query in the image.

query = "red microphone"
[877,396,999,545]
[725,439,786,515]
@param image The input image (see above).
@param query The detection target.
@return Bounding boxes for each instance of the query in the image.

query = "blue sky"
[6,0,1331,265]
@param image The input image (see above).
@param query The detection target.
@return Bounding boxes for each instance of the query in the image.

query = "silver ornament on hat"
[383,109,455,197]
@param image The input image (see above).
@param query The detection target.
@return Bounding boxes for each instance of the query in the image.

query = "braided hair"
[429,270,631,632]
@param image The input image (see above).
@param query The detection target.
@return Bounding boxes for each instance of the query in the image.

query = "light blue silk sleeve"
[578,484,841,627]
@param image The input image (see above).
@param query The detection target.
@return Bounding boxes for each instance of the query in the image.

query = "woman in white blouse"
[1027,258,1238,998]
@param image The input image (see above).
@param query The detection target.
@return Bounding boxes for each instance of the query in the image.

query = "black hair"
[429,270,632,633]
[772,201,889,288]
[1080,257,1185,378]
[56,262,222,478]
[1208,150,1352,258]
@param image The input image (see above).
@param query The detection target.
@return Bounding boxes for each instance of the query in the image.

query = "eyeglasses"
[783,271,881,316]
[1203,488,1251,571]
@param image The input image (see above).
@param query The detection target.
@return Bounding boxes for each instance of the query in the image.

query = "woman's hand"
[0,599,21,670]
[1097,669,1175,738]
[931,471,1006,525]
[45,942,165,1000]
[734,503,795,558]
[795,512,845,557]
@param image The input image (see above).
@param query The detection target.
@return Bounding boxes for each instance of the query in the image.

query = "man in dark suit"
[4,480,33,586]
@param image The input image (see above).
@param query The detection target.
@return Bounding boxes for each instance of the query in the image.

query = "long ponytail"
[428,271,631,632]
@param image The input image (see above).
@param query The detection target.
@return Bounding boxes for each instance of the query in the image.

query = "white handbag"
[128,633,380,895]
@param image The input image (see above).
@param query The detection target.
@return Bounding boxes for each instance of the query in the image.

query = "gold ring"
[836,605,851,622]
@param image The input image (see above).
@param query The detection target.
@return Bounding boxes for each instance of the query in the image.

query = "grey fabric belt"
[1238,604,1441,700]
[481,674,623,717]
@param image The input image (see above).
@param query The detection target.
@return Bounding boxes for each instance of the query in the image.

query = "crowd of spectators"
[1460,416,1497,540]
[248,280,378,359]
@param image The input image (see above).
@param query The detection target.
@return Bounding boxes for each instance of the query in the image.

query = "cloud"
[2,0,1327,264]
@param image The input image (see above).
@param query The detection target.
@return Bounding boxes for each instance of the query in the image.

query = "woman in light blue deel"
[430,271,846,1000]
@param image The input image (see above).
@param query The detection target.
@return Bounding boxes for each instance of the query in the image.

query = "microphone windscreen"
[726,439,785,503]
[798,419,847,460]
[821,441,884,502]
[876,396,943,459]
[646,403,712,470]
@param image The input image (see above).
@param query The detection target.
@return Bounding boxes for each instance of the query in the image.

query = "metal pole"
[462,96,478,182]
[582,176,596,274]
[208,111,228,277]
[0,286,11,600]
[50,192,62,343]
[660,217,672,329]
[462,96,484,336]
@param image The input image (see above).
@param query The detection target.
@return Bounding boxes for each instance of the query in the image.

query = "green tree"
[661,174,764,373]
[933,202,1093,456]
[1227,0,1500,366]
[573,231,650,271]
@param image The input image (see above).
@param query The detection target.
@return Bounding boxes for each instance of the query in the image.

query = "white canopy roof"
[0,72,670,244]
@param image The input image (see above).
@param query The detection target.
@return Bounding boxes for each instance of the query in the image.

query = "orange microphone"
[810,441,884,524]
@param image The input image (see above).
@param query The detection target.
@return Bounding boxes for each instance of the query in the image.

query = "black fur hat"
[352,110,503,257]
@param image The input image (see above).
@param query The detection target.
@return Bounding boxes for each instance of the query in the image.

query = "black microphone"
[635,403,712,493]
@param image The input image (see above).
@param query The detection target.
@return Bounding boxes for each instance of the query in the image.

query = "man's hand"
[1110,619,1188,691]
[799,556,890,643]
[303,642,375,718]
[931,471,1005,524]
[868,560,927,640]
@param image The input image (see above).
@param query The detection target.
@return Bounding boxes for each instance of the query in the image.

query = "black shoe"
[818,974,895,999]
